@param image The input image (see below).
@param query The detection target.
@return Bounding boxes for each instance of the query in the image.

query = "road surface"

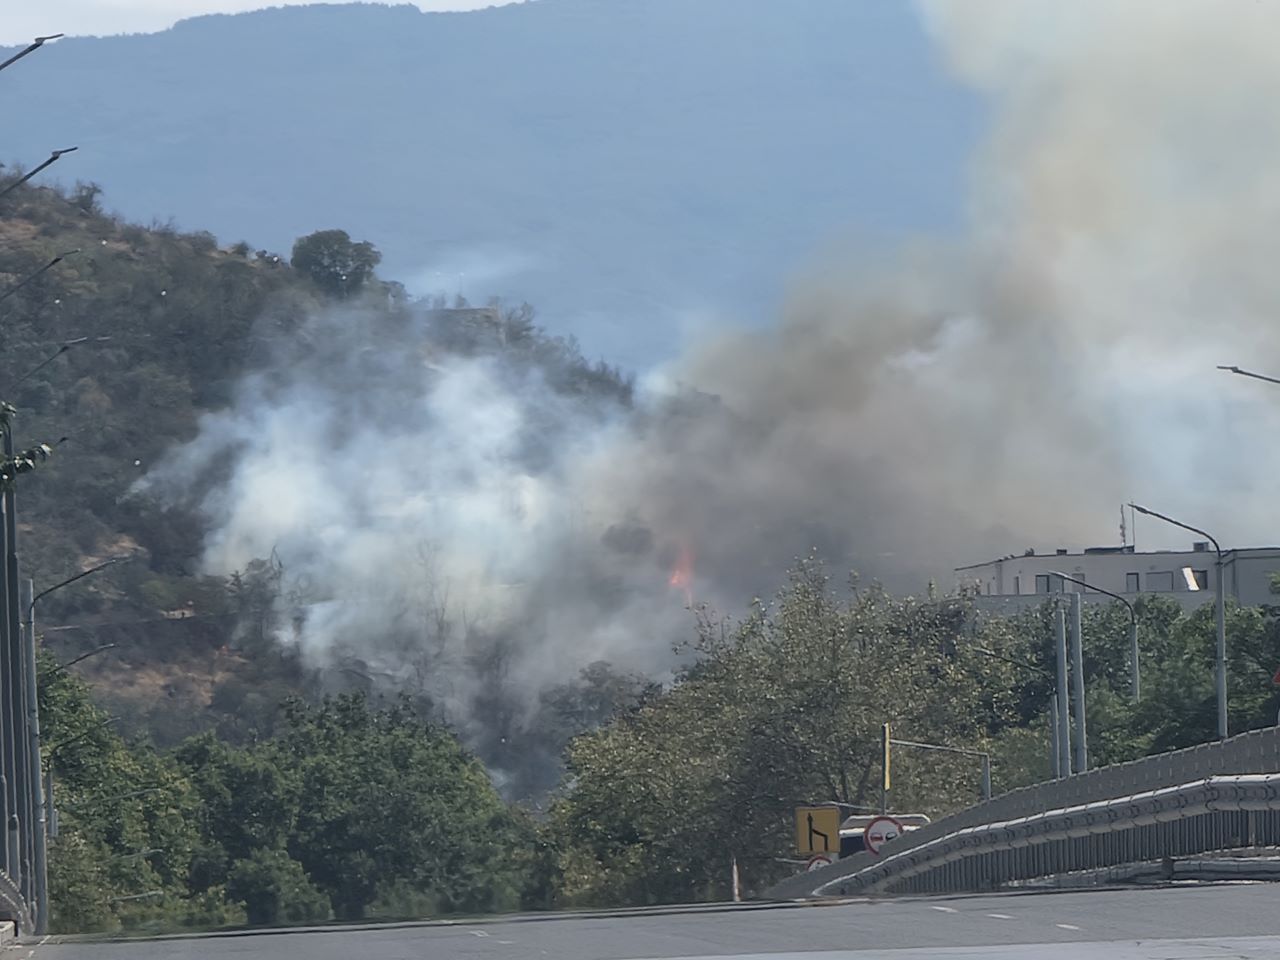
[9,884,1280,959]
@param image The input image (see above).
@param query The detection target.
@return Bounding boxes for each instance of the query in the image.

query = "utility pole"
[2,426,30,900]
[880,722,890,815]
[1049,697,1060,779]
[19,582,45,936]
[1055,604,1071,776]
[1070,591,1087,772]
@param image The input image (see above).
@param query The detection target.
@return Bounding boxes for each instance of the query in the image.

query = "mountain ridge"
[0,0,981,367]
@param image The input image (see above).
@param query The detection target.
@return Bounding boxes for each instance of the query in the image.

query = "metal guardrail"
[0,869,32,935]
[767,725,1280,900]
[829,775,1280,896]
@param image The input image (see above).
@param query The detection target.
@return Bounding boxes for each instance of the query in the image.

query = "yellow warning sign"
[795,805,841,855]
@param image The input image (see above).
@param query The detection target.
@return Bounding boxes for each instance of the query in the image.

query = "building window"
[1035,574,1051,594]
[1147,571,1174,592]
[1126,572,1140,593]
[1191,569,1209,590]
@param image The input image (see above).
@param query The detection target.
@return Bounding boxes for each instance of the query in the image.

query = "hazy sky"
[4,1,527,45]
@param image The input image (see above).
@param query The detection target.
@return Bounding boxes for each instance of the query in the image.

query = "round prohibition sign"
[863,816,904,857]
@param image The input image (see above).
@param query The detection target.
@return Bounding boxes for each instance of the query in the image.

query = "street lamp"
[1217,364,1280,387]
[1128,502,1227,740]
[26,555,134,629]
[1049,570,1141,702]
[0,250,80,306]
[0,35,62,75]
[0,148,79,202]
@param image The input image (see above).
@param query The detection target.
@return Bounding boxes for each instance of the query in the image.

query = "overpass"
[768,725,1280,900]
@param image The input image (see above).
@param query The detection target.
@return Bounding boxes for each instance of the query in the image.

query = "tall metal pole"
[1215,555,1227,740]
[1130,616,1141,702]
[1055,604,1071,775]
[880,722,890,815]
[1049,697,1060,779]
[20,581,46,936]
[1070,591,1088,772]
[980,753,992,801]
[1,425,27,894]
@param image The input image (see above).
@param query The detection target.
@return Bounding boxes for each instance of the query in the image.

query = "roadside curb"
[45,899,873,945]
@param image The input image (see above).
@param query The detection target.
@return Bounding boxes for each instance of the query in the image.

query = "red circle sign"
[805,854,833,872]
[863,816,903,856]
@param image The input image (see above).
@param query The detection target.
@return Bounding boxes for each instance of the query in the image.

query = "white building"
[956,543,1280,612]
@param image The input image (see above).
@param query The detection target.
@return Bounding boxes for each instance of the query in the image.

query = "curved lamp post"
[1048,570,1140,702]
[1128,503,1226,740]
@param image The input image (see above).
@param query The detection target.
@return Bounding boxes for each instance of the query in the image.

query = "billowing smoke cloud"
[139,305,694,755]
[612,0,1280,587]
[143,0,1280,777]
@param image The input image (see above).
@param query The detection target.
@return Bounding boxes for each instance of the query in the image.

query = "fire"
[668,544,694,606]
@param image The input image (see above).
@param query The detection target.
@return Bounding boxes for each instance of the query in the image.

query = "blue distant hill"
[0,0,980,368]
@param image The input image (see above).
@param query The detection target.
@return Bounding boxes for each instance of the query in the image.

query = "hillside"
[0,174,643,800]
[0,0,980,368]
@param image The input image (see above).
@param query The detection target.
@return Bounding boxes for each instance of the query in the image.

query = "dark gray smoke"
[144,0,1280,783]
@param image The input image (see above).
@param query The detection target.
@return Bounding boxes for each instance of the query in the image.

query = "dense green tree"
[546,558,1037,906]
[226,849,331,926]
[278,695,533,920]
[289,229,381,296]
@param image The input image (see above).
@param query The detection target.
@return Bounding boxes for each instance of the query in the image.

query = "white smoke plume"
[143,0,1280,782]
[139,305,690,747]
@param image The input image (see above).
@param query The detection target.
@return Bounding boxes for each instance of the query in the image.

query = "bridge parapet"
[767,726,1280,900]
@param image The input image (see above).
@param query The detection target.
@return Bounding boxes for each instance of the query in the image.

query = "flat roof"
[956,545,1280,573]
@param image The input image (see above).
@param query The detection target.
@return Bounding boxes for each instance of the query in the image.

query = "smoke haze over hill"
[140,0,1280,788]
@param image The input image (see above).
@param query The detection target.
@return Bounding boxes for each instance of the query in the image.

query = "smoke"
[602,0,1280,589]
[139,305,689,745]
[142,0,1280,782]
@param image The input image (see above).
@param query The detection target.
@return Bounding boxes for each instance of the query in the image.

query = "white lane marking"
[497,940,515,945]
[470,930,491,937]
[931,906,958,913]
[1056,923,1082,931]
[986,913,1014,920]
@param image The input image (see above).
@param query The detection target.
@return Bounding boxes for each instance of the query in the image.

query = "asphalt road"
[9,885,1280,959]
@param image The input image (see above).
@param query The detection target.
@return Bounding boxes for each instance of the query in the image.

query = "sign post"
[881,722,891,815]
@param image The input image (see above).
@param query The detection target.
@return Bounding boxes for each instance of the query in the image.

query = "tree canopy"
[290,229,381,296]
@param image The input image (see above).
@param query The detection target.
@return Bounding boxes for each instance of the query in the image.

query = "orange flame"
[668,544,694,606]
